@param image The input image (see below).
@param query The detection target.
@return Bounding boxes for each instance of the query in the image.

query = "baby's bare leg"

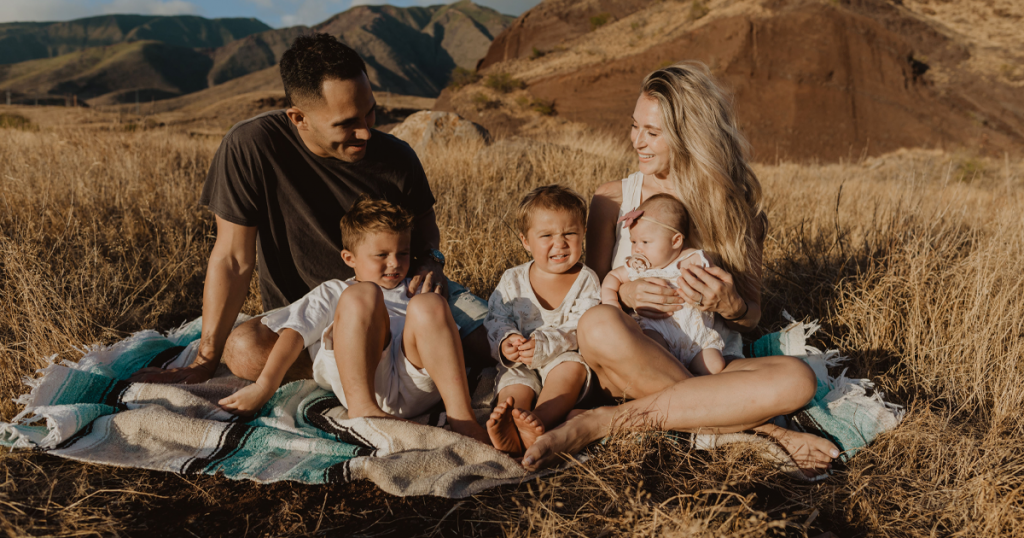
[689,348,726,376]
[642,329,670,351]
[403,293,490,444]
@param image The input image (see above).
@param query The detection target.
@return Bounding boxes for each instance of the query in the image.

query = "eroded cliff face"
[446,0,1024,161]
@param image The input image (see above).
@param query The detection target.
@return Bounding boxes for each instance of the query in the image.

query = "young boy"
[485,185,602,455]
[219,196,489,444]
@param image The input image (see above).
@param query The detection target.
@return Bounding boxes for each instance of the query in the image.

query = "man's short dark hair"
[280,33,367,106]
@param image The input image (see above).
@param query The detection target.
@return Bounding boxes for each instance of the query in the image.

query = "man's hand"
[408,258,449,299]
[501,334,527,363]
[128,353,218,384]
[218,380,275,416]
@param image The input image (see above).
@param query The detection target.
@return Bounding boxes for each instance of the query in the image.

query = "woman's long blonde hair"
[640,62,765,299]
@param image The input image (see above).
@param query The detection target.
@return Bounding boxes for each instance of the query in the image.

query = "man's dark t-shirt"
[200,110,435,310]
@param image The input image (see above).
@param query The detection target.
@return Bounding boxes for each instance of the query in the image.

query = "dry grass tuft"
[2,122,1023,536]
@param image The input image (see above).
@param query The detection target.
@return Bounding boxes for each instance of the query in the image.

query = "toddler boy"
[485,185,602,455]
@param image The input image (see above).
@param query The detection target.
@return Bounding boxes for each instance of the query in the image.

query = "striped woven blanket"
[1,314,903,494]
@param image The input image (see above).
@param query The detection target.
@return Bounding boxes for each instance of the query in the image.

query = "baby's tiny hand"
[501,334,527,362]
[219,382,274,417]
[516,338,536,365]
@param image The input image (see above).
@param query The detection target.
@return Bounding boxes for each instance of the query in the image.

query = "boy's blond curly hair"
[339,195,414,249]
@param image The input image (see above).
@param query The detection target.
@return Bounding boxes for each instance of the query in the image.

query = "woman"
[522,63,839,476]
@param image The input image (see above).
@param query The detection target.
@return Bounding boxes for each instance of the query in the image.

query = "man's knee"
[223,318,277,381]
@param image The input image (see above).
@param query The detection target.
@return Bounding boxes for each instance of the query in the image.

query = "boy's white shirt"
[485,262,602,371]
[261,277,411,359]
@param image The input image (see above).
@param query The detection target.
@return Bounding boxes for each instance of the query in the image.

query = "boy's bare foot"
[522,406,615,472]
[757,424,839,477]
[487,397,524,455]
[511,408,545,449]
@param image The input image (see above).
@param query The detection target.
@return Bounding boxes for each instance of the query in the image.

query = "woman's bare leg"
[521,306,836,474]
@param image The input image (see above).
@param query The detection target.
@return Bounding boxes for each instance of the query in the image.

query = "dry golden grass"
[1,118,1023,536]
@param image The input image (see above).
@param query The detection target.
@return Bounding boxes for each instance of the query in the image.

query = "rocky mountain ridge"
[0,1,514,105]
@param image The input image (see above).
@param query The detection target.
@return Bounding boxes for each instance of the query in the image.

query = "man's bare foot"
[755,424,839,477]
[521,406,615,472]
[511,408,545,449]
[487,397,524,454]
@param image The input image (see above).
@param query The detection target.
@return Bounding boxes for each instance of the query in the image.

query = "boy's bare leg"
[333,282,394,419]
[488,385,535,453]
[403,293,490,444]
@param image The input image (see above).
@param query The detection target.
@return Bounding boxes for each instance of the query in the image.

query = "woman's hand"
[619,278,684,319]
[676,265,746,319]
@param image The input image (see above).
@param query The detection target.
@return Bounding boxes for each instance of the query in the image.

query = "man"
[132,33,489,385]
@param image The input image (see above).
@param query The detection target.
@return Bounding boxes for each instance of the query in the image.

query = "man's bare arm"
[130,216,256,383]
[408,208,448,297]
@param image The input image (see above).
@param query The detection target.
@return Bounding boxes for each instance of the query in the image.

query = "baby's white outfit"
[485,262,602,401]
[260,278,440,419]
[626,251,725,366]
[612,171,743,358]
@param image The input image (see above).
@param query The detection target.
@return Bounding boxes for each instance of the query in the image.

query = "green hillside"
[0,15,270,65]
[0,2,514,104]
[0,41,212,103]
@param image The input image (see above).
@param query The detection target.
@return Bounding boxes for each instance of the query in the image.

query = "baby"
[484,185,602,455]
[219,195,488,444]
[601,194,726,375]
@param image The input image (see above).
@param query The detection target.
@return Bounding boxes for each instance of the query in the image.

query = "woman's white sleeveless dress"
[610,172,744,358]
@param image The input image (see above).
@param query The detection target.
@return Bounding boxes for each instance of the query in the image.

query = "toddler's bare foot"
[511,408,545,449]
[486,397,524,454]
[757,424,839,478]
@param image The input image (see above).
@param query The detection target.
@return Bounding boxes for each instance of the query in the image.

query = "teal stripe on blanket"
[1,316,369,484]
[747,330,903,462]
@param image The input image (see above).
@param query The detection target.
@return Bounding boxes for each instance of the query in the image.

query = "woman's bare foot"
[511,409,545,449]
[521,406,615,472]
[487,397,524,454]
[755,423,839,477]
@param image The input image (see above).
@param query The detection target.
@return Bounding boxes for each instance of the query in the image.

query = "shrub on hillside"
[590,12,611,30]
[689,0,709,20]
[0,113,33,130]
[448,67,481,91]
[484,72,525,93]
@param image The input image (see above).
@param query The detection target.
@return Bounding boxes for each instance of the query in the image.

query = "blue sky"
[0,0,541,27]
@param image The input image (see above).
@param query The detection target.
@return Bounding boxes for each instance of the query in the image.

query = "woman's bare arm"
[585,181,623,282]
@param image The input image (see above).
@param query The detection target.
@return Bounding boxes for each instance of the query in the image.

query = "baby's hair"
[514,184,588,235]
[340,195,414,249]
[636,194,689,236]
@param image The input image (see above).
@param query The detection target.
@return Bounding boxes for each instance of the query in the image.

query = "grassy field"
[1,112,1023,537]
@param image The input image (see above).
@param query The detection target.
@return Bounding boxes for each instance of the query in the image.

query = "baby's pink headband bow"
[616,209,683,235]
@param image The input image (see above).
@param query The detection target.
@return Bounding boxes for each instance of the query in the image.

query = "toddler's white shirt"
[485,262,602,371]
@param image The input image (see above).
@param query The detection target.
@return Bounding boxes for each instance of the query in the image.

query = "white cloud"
[100,0,200,16]
[0,0,95,23]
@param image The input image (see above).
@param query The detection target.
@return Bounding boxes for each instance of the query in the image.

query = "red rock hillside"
[439,0,1024,162]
